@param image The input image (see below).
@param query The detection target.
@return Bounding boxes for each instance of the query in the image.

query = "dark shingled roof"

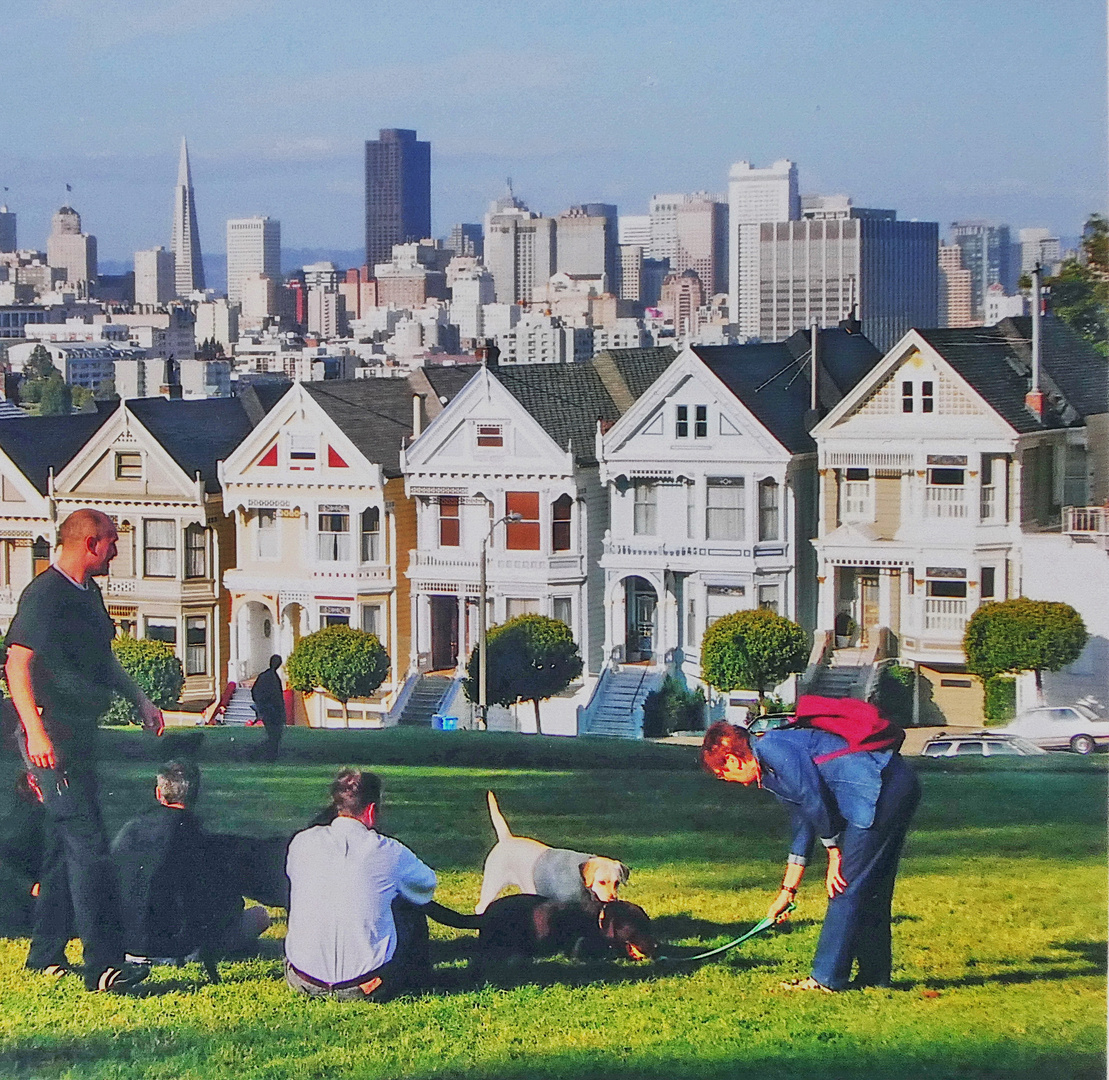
[303,379,416,478]
[491,347,678,465]
[127,397,270,493]
[694,328,883,453]
[916,317,1107,432]
[421,364,482,404]
[0,402,115,494]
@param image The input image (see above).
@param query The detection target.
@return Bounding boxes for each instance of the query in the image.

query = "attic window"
[476,424,503,448]
[115,452,142,480]
[695,405,708,438]
[288,432,317,470]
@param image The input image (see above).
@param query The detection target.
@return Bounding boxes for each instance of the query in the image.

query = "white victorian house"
[811,316,1107,723]
[400,349,676,731]
[590,329,882,730]
[218,372,473,726]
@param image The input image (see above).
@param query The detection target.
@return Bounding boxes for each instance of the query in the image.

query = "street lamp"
[477,508,521,730]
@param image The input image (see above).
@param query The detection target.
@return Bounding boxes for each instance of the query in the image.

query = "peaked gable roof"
[126,396,283,493]
[303,373,473,478]
[0,402,115,494]
[693,328,882,453]
[915,317,1107,433]
[489,347,677,466]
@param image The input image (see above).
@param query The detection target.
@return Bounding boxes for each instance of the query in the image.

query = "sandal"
[91,962,150,994]
[27,963,70,978]
[780,976,835,993]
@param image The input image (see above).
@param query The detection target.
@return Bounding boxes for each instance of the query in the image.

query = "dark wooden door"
[430,595,459,671]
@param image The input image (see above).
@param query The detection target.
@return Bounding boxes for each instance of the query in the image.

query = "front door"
[860,573,880,645]
[624,578,657,662]
[430,595,459,671]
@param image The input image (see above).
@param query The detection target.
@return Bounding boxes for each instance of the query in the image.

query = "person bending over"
[702,718,919,992]
[284,769,436,1001]
[5,508,164,993]
[112,760,270,965]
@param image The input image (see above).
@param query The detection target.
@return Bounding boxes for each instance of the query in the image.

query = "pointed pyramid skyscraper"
[171,137,205,296]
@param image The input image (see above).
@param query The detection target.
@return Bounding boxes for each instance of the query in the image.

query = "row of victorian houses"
[0,314,1104,734]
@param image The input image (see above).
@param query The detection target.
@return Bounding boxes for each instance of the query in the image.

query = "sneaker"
[27,963,70,978]
[91,962,151,994]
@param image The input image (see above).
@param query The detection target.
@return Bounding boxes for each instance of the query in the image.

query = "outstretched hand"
[137,698,165,737]
[766,888,795,923]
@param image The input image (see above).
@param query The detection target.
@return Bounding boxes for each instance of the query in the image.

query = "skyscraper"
[364,129,431,270]
[134,246,176,306]
[171,138,205,296]
[949,221,1013,322]
[756,211,938,351]
[938,244,974,327]
[674,198,728,297]
[728,160,799,337]
[0,205,15,253]
[226,217,280,306]
[46,205,97,287]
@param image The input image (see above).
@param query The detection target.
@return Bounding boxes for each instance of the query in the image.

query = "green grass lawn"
[0,726,1104,1080]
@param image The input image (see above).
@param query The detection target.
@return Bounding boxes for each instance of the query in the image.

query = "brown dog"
[426,895,656,971]
[477,792,630,913]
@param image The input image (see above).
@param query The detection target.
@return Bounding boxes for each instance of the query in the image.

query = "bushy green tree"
[700,608,808,712]
[24,344,56,381]
[1046,214,1108,355]
[964,598,1088,698]
[464,614,583,734]
[286,624,390,725]
[101,634,184,726]
[37,375,72,416]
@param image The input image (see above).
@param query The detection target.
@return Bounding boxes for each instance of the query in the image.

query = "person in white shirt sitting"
[284,769,437,1000]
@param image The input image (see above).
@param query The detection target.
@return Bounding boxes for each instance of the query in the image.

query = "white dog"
[476,791,630,914]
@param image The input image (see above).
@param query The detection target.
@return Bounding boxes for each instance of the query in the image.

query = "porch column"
[455,591,466,673]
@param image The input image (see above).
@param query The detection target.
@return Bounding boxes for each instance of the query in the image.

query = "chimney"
[412,393,424,438]
[1025,264,1044,419]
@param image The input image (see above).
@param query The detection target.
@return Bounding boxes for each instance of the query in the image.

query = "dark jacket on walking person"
[251,655,286,760]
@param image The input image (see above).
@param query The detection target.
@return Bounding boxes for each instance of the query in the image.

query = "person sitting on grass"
[284,769,437,1001]
[112,759,271,966]
[701,718,919,993]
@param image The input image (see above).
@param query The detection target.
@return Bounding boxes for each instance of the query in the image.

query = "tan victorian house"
[218,370,474,726]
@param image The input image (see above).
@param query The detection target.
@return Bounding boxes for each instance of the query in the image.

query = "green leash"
[655,902,794,965]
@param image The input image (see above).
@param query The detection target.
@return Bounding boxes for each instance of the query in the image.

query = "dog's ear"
[580,859,596,888]
[617,862,630,886]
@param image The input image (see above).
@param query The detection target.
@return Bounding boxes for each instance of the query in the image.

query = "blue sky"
[2,0,1104,261]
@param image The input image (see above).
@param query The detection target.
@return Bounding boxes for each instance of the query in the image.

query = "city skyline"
[1,1,1104,261]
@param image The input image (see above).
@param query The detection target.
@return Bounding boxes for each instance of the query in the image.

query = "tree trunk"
[1033,667,1044,706]
[757,687,766,715]
[532,698,542,735]
[341,698,349,727]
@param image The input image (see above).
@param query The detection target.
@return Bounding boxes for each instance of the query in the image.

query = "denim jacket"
[752,728,893,863]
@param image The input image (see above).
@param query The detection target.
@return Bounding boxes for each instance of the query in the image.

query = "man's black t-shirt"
[6,566,119,753]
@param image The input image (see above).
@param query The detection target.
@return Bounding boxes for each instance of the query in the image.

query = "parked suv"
[921,732,1047,758]
[1001,703,1109,755]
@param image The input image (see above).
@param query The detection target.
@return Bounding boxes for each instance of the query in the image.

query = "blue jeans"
[23,757,124,987]
[810,757,920,990]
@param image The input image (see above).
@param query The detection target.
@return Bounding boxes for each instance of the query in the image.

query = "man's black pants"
[25,759,123,987]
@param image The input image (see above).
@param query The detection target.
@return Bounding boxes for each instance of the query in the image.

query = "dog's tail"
[423,900,481,931]
[486,790,513,843]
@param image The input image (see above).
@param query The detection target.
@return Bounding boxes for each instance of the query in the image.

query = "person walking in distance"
[5,509,164,992]
[251,654,287,761]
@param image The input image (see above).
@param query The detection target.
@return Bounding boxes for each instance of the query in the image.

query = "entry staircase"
[221,683,258,725]
[577,666,664,738]
[798,634,876,701]
[397,674,455,726]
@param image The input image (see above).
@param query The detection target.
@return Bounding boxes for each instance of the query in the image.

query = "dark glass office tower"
[365,129,431,270]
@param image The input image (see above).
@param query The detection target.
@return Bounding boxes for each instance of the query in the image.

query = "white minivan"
[1001,704,1109,755]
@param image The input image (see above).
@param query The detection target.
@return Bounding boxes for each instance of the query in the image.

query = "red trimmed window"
[476,424,503,448]
[438,497,460,547]
[506,492,540,551]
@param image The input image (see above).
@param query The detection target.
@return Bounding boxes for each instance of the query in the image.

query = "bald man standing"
[5,509,164,992]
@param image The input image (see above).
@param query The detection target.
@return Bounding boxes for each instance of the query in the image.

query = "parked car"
[920,732,1048,758]
[1000,703,1109,755]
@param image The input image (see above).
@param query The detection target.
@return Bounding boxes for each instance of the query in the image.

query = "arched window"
[551,494,573,552]
[758,478,779,541]
[361,506,381,562]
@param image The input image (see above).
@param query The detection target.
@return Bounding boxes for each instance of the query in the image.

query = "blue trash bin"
[431,714,444,731]
[441,716,458,731]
